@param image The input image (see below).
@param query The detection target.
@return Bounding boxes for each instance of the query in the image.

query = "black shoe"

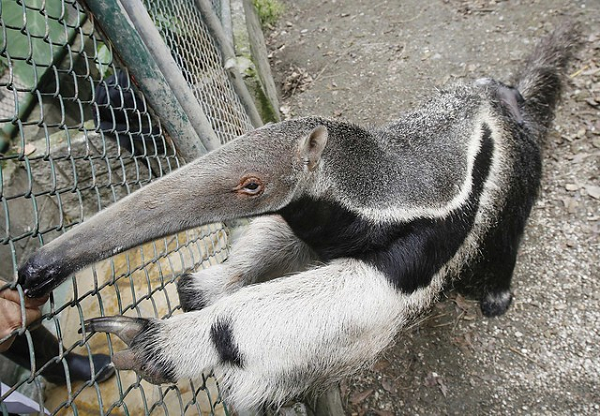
[2,326,115,385]
[64,352,115,383]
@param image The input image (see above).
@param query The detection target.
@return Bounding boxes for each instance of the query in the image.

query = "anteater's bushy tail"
[514,23,582,135]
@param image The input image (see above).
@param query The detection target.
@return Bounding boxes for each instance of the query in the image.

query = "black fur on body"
[17,25,579,409]
[278,124,495,295]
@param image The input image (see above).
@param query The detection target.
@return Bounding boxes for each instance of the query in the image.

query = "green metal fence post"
[83,0,219,160]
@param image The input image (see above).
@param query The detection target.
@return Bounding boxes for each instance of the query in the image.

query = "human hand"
[0,288,48,353]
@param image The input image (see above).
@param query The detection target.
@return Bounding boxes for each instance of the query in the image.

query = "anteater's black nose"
[17,253,69,298]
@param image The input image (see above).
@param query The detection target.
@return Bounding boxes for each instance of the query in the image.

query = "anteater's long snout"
[17,158,220,296]
[17,142,285,297]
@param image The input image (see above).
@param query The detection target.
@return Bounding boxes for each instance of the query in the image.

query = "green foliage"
[96,44,114,79]
[252,0,284,28]
[0,0,72,87]
[152,12,185,35]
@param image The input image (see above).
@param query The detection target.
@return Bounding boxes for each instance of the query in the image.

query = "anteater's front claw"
[82,315,176,385]
[82,316,149,345]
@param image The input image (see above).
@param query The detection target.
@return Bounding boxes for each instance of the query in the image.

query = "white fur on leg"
[227,215,318,284]
[183,215,317,307]
[157,258,442,410]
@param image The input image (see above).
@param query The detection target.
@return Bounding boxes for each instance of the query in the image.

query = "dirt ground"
[265,0,599,415]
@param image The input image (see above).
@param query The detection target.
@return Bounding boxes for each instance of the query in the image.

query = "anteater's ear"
[299,125,328,171]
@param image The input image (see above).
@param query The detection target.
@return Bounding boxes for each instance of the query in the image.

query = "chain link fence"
[144,0,254,145]
[0,0,268,414]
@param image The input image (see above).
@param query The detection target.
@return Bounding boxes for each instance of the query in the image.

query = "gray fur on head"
[18,24,580,410]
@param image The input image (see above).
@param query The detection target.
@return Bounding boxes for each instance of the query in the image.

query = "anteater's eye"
[237,177,263,195]
[244,181,259,191]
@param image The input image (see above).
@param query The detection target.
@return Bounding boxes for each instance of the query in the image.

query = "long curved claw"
[82,316,149,345]
[81,315,175,385]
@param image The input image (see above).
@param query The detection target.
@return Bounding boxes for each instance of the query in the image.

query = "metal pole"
[242,0,281,121]
[118,0,224,154]
[220,0,234,48]
[83,0,219,161]
[195,0,263,128]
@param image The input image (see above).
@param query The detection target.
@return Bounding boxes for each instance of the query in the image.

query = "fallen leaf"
[561,197,579,214]
[349,389,373,404]
[585,185,600,199]
[452,332,475,355]
[437,377,449,398]
[373,358,390,372]
[24,144,36,155]
[453,293,471,311]
[15,144,37,156]
[586,97,599,108]
[425,372,449,397]
[282,66,313,97]
[565,183,580,191]
[572,153,589,164]
[424,372,439,387]
[463,312,477,320]
[464,331,475,348]
[381,378,395,392]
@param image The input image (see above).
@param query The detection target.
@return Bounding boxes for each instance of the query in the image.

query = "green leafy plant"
[96,43,114,79]
[252,0,284,28]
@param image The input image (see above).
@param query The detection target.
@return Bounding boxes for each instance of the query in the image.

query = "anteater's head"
[18,120,329,297]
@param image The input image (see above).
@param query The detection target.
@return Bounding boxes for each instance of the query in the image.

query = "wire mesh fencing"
[0,0,262,414]
[144,0,254,145]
